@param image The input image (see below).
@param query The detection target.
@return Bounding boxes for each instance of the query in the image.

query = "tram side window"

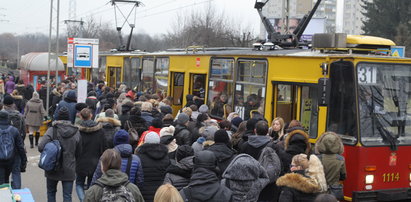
[300,86,318,138]
[130,57,140,90]
[208,58,234,119]
[142,58,154,94]
[155,58,169,98]
[173,73,184,105]
[327,61,357,143]
[123,57,131,87]
[235,59,267,120]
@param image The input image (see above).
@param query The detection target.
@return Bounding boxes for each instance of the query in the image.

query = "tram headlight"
[365,175,374,184]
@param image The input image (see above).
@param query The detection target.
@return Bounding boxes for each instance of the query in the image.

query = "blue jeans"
[75,175,92,202]
[46,178,74,202]
[11,156,21,189]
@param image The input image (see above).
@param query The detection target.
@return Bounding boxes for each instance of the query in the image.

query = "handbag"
[328,184,344,200]
[125,120,139,145]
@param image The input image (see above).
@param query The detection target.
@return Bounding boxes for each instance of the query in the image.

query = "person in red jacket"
[137,118,162,147]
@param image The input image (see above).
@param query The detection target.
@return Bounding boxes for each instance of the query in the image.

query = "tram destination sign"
[67,38,99,69]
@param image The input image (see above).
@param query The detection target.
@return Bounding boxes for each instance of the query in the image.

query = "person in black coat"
[135,133,170,202]
[75,108,106,201]
[206,129,236,176]
[180,150,233,202]
[53,90,77,124]
[24,84,34,101]
[174,113,192,146]
[163,145,194,190]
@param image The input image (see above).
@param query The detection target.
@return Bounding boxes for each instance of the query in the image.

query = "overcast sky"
[0,0,260,36]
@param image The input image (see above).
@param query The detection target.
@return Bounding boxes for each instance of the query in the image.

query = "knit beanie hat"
[144,132,160,144]
[176,145,194,162]
[114,129,129,145]
[199,104,209,113]
[57,107,70,120]
[177,113,189,125]
[160,105,173,115]
[75,103,88,112]
[151,118,163,128]
[3,95,14,105]
[105,109,115,118]
[203,125,218,140]
[194,150,217,169]
[0,111,9,124]
[214,129,229,144]
[231,117,243,128]
[160,126,175,137]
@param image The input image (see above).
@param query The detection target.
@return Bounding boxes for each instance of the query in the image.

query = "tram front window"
[358,63,411,147]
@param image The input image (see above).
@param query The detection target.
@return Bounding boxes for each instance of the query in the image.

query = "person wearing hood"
[96,109,121,149]
[75,108,106,202]
[84,149,144,202]
[163,145,195,190]
[276,154,323,202]
[205,129,236,175]
[137,118,162,147]
[160,125,178,161]
[5,75,15,94]
[174,113,192,146]
[53,90,78,124]
[116,92,127,115]
[11,90,25,113]
[24,84,34,101]
[277,127,311,175]
[24,92,46,148]
[50,86,64,117]
[239,120,271,160]
[15,80,26,98]
[38,107,81,202]
[135,132,170,202]
[222,154,269,201]
[180,150,233,202]
[314,131,346,200]
[91,130,144,189]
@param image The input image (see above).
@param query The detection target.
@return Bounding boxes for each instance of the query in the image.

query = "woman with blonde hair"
[268,117,285,141]
[154,184,183,202]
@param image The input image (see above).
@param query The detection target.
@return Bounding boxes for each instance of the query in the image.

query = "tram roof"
[99,47,409,60]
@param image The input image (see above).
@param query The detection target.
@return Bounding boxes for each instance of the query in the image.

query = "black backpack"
[0,126,15,161]
[95,181,135,202]
[8,111,24,137]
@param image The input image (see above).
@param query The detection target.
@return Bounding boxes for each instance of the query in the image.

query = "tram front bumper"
[353,188,411,201]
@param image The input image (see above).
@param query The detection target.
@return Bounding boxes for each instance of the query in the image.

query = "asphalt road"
[21,137,80,202]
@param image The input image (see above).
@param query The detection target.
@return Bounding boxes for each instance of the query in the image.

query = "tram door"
[107,66,121,88]
[190,74,206,106]
[171,72,185,117]
[273,83,318,137]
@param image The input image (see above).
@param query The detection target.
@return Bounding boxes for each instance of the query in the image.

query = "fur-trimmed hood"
[52,120,79,138]
[77,120,103,133]
[52,88,62,97]
[96,117,121,127]
[315,131,344,155]
[285,129,311,155]
[276,172,319,193]
[306,154,328,193]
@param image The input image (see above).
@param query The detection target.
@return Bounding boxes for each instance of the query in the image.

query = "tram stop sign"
[67,38,99,68]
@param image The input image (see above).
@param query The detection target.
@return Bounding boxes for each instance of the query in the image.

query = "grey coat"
[222,154,270,202]
[24,98,46,127]
[38,120,81,181]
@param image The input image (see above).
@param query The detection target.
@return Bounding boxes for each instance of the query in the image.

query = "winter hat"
[87,91,97,97]
[0,111,9,124]
[3,95,14,105]
[32,92,40,99]
[160,105,173,115]
[105,109,115,118]
[199,104,209,113]
[160,126,175,137]
[114,129,129,146]
[151,118,163,128]
[214,129,229,144]
[176,145,194,162]
[202,125,219,140]
[57,107,70,120]
[177,113,190,125]
[231,117,243,128]
[144,132,160,144]
[194,150,217,169]
[75,103,88,111]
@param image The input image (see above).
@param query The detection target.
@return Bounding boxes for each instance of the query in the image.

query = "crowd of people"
[0,75,347,202]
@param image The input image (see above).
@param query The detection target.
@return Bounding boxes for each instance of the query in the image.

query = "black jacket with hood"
[135,143,170,202]
[206,143,236,175]
[239,135,271,160]
[76,120,106,177]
